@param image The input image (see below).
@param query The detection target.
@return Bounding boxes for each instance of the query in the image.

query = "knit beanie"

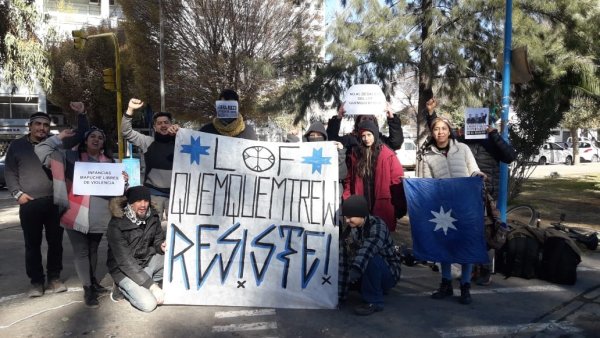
[126,186,151,204]
[84,126,106,141]
[342,195,370,217]
[357,120,380,144]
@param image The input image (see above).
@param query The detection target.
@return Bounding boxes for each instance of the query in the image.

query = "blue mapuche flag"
[404,177,489,264]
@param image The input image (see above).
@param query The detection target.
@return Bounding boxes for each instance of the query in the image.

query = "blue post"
[498,0,513,221]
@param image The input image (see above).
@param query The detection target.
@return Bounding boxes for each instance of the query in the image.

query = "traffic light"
[102,68,116,91]
[72,30,87,49]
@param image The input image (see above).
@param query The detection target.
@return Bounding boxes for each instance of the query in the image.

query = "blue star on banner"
[302,147,331,174]
[403,177,489,264]
[180,136,210,165]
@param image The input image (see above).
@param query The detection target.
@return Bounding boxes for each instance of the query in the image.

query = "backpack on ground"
[495,226,544,279]
[537,228,582,285]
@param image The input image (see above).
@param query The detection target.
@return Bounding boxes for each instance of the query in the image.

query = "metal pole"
[159,0,166,112]
[498,0,513,221]
[104,34,124,161]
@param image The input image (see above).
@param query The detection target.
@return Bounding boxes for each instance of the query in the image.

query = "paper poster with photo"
[164,128,340,309]
[343,84,386,116]
[216,100,239,119]
[122,157,141,187]
[73,162,125,196]
[464,108,489,140]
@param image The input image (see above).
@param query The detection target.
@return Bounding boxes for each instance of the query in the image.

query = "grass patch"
[509,173,600,229]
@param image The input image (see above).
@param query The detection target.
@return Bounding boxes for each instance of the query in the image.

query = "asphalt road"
[1,165,600,337]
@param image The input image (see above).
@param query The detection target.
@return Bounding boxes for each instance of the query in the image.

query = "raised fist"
[69,102,85,113]
[128,98,144,111]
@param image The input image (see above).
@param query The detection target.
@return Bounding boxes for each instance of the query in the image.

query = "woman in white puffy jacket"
[422,117,486,305]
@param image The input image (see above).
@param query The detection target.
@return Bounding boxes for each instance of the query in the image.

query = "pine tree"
[0,0,52,92]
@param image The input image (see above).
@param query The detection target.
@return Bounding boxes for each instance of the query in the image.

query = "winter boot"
[431,278,453,299]
[83,286,100,308]
[459,283,472,305]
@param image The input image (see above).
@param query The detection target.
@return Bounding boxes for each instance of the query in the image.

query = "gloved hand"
[348,267,362,284]
[149,283,165,305]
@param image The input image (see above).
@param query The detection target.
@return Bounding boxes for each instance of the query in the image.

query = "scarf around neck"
[212,115,246,137]
[124,204,150,226]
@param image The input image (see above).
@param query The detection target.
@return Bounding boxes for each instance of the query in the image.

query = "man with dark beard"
[5,112,67,297]
[122,98,180,221]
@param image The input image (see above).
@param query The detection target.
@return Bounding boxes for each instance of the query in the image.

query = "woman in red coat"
[343,120,405,232]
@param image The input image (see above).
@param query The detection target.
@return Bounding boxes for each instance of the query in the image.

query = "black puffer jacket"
[462,130,516,199]
[106,196,165,288]
[326,114,404,151]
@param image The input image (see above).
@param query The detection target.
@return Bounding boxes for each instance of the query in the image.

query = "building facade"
[0,0,122,155]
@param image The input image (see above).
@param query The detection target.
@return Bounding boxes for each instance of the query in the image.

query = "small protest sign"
[73,162,125,196]
[122,158,141,187]
[464,108,489,140]
[343,84,386,116]
[216,100,239,119]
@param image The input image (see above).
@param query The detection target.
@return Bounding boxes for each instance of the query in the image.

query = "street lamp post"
[71,31,124,161]
[159,0,166,112]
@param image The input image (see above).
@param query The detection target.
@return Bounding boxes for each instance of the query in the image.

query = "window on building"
[89,0,116,5]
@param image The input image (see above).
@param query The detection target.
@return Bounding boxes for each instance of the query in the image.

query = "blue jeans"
[441,263,473,285]
[361,255,397,306]
[118,254,164,312]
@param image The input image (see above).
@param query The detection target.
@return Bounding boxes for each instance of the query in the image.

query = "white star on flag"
[429,206,457,235]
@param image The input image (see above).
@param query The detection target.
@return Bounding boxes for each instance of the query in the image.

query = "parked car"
[0,156,5,188]
[395,139,417,170]
[575,141,600,162]
[531,142,573,165]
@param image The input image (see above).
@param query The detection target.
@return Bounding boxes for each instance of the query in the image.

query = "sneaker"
[354,303,384,316]
[47,279,67,293]
[28,283,45,298]
[110,284,125,303]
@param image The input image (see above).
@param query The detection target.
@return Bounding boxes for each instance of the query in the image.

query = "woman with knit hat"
[35,110,124,308]
[326,102,405,152]
[422,116,487,305]
[342,119,405,232]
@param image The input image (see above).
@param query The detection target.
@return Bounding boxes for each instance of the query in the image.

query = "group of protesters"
[4,88,515,316]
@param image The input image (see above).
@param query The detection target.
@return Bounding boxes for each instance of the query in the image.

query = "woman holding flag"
[422,116,486,305]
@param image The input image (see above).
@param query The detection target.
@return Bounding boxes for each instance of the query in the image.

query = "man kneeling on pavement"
[339,195,402,316]
[107,186,166,312]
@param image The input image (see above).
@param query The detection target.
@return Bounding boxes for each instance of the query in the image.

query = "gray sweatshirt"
[4,135,53,199]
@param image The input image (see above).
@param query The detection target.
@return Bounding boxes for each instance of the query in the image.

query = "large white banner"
[164,129,340,309]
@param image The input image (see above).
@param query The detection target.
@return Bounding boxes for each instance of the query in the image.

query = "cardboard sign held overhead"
[343,84,386,116]
[216,100,239,119]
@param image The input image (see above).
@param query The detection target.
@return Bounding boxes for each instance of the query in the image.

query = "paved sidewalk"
[1,189,600,337]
